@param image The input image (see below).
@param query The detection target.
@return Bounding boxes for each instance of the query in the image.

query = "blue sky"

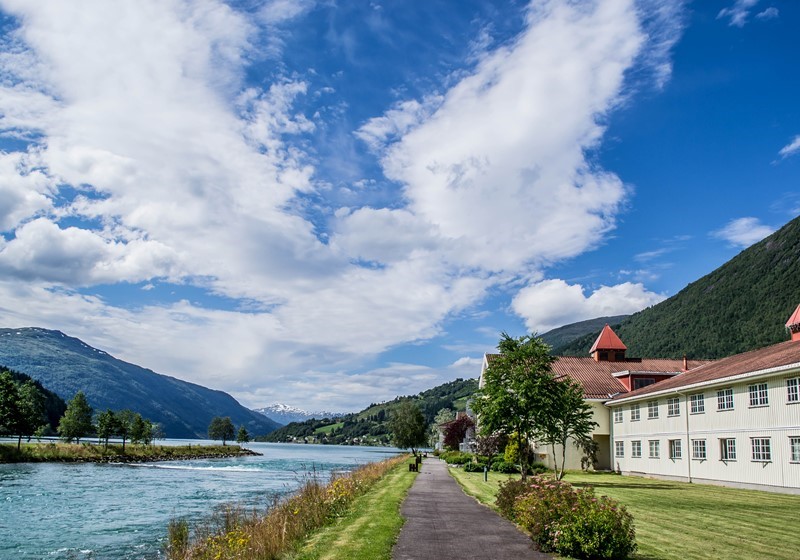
[0,0,797,412]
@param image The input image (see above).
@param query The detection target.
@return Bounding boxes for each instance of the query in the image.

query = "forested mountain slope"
[554,215,800,359]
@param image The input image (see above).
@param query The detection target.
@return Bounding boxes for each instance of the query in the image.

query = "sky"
[0,0,797,413]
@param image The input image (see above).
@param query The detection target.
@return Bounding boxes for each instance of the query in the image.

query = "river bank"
[0,441,260,463]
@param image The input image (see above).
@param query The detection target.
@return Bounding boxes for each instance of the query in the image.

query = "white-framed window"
[692,439,706,460]
[720,438,736,461]
[647,400,659,419]
[690,393,705,414]
[649,440,660,459]
[615,441,624,458]
[787,378,799,403]
[667,397,680,417]
[613,408,623,423]
[631,440,642,458]
[748,382,769,407]
[751,438,772,462]
[791,437,800,463]
[717,388,734,411]
[630,404,640,421]
[669,439,682,459]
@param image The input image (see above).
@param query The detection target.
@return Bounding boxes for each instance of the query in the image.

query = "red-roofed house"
[480,325,711,471]
[606,304,800,493]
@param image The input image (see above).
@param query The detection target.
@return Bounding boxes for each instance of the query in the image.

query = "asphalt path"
[392,458,552,560]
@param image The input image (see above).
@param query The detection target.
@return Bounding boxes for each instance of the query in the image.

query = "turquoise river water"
[0,441,401,559]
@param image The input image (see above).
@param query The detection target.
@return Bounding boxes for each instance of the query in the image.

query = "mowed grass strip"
[449,469,800,560]
[291,460,417,560]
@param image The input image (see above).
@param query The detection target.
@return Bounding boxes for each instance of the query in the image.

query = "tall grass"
[0,442,255,463]
[167,454,409,560]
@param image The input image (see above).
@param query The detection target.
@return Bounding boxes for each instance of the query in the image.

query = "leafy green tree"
[0,371,21,442]
[208,416,235,445]
[236,425,250,444]
[116,409,136,451]
[96,409,118,449]
[472,333,556,478]
[57,391,94,444]
[389,401,427,457]
[17,381,47,449]
[131,413,154,445]
[538,378,597,480]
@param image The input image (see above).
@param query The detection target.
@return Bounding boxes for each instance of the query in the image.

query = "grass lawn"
[290,460,417,560]
[449,468,800,560]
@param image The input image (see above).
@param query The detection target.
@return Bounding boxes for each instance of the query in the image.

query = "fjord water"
[0,441,401,559]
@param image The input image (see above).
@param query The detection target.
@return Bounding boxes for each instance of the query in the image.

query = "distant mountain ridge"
[253,404,344,425]
[553,215,800,359]
[0,328,281,438]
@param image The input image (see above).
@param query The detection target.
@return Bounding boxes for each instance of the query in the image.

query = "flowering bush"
[507,476,637,559]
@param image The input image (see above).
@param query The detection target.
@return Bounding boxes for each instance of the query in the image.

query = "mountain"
[539,315,629,350]
[262,377,478,446]
[553,215,800,359]
[0,328,281,438]
[253,404,344,425]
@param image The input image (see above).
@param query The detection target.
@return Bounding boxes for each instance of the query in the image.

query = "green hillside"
[554,215,800,359]
[262,377,478,446]
[539,315,629,350]
[0,328,281,438]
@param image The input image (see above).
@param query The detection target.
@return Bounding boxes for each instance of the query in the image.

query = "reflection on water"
[0,441,401,559]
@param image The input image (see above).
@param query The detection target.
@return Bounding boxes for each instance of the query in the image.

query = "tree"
[472,333,556,478]
[116,409,136,451]
[96,409,118,449]
[58,391,94,444]
[475,432,506,465]
[0,371,21,444]
[17,381,47,449]
[131,413,154,445]
[538,377,597,480]
[236,425,250,444]
[442,414,474,451]
[431,407,456,447]
[389,401,427,457]
[208,416,235,445]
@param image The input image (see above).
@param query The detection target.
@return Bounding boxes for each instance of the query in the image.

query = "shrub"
[463,462,486,473]
[529,463,550,475]
[510,477,637,559]
[491,460,519,474]
[513,477,578,547]
[439,451,472,465]
[495,477,535,519]
[552,491,637,559]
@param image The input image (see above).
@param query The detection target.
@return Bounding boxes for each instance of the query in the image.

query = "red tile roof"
[610,339,800,402]
[551,357,708,399]
[484,353,709,399]
[589,324,627,353]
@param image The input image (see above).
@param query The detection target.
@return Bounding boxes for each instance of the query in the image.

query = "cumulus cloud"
[711,217,775,248]
[511,279,665,333]
[778,135,800,159]
[0,0,686,409]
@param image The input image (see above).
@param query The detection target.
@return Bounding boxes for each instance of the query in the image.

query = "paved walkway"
[392,458,551,560]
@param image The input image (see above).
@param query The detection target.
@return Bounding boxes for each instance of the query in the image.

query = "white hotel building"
[606,305,800,494]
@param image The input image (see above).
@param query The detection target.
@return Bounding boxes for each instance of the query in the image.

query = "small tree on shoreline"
[58,391,94,444]
[209,416,235,446]
[389,401,427,457]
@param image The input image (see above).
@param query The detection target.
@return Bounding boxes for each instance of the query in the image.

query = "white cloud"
[511,279,665,333]
[755,7,779,21]
[711,217,775,248]
[717,0,760,27]
[0,0,686,409]
[778,135,800,159]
